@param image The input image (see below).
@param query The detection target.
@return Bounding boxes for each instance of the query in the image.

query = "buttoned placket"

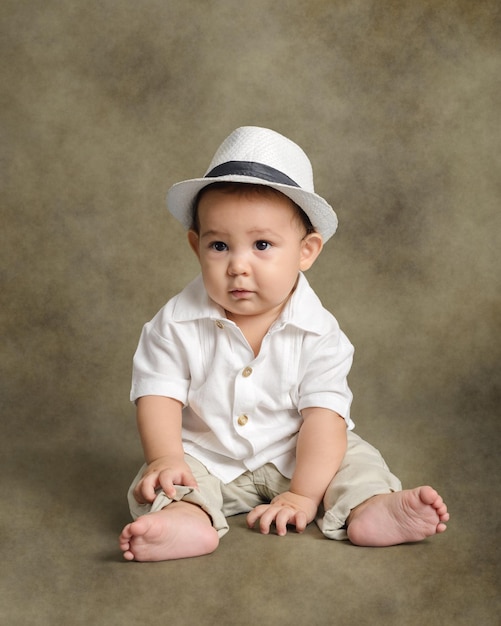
[212,319,289,443]
[213,319,262,438]
[232,359,256,435]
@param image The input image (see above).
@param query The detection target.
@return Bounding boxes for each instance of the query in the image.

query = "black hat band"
[205,161,300,188]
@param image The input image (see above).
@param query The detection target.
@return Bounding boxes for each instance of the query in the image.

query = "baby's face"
[188,188,322,328]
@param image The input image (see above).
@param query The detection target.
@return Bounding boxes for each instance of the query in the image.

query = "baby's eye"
[210,241,228,252]
[254,240,272,251]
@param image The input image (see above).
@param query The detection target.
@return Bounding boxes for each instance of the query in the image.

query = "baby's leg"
[119,500,219,561]
[121,456,228,561]
[346,485,449,547]
[319,432,449,545]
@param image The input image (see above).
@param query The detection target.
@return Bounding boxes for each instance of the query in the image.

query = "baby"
[120,127,449,561]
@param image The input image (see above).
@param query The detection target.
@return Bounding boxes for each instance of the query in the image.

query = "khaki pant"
[128,431,401,540]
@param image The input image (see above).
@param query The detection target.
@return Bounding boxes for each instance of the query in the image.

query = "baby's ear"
[300,232,323,271]
[187,230,201,258]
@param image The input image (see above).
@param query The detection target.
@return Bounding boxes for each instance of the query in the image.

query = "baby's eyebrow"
[247,228,280,238]
[200,229,228,239]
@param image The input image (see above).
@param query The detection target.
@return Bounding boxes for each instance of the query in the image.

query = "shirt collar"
[276,272,329,335]
[171,274,223,322]
[172,272,329,335]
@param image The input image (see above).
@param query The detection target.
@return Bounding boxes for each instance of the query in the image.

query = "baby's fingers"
[246,504,270,532]
[158,468,198,499]
[178,470,199,490]
[133,474,158,504]
[157,470,177,499]
[246,504,285,535]
[279,509,308,535]
[247,504,308,536]
[273,507,307,536]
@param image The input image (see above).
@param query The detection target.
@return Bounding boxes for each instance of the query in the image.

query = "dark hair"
[191,182,315,235]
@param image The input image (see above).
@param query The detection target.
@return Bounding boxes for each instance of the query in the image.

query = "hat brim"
[167,175,338,242]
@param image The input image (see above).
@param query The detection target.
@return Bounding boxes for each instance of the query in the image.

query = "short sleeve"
[297,329,355,429]
[130,317,191,405]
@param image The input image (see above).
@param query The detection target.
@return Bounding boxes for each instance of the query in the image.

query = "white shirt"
[131,273,355,484]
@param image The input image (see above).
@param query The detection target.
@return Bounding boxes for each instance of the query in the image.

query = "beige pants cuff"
[127,467,230,537]
[317,432,402,539]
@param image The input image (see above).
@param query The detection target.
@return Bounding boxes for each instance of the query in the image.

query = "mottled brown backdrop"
[2,1,499,625]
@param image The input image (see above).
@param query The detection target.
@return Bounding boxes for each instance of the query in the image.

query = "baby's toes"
[436,505,449,527]
[435,501,448,517]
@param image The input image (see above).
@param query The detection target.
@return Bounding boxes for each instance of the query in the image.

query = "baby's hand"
[134,456,198,504]
[246,491,319,536]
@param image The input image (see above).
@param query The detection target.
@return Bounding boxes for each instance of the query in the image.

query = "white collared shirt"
[131,273,355,484]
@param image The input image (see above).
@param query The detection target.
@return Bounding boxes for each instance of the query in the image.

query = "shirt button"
[237,414,249,426]
[242,366,253,377]
[216,321,224,329]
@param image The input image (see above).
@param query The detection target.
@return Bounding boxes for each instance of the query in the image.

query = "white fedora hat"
[166,126,338,242]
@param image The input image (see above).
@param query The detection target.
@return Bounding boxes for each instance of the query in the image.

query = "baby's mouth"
[230,289,253,298]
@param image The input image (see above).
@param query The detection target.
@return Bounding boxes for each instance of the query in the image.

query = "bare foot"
[119,501,219,561]
[347,486,449,547]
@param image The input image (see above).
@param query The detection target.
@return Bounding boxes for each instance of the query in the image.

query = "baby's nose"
[227,253,250,275]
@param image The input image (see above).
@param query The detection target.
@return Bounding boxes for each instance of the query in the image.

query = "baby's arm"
[132,395,198,504]
[247,407,347,535]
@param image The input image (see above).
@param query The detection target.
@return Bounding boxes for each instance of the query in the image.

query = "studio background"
[2,1,499,625]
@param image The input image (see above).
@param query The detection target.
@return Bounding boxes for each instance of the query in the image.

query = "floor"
[3,412,499,625]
